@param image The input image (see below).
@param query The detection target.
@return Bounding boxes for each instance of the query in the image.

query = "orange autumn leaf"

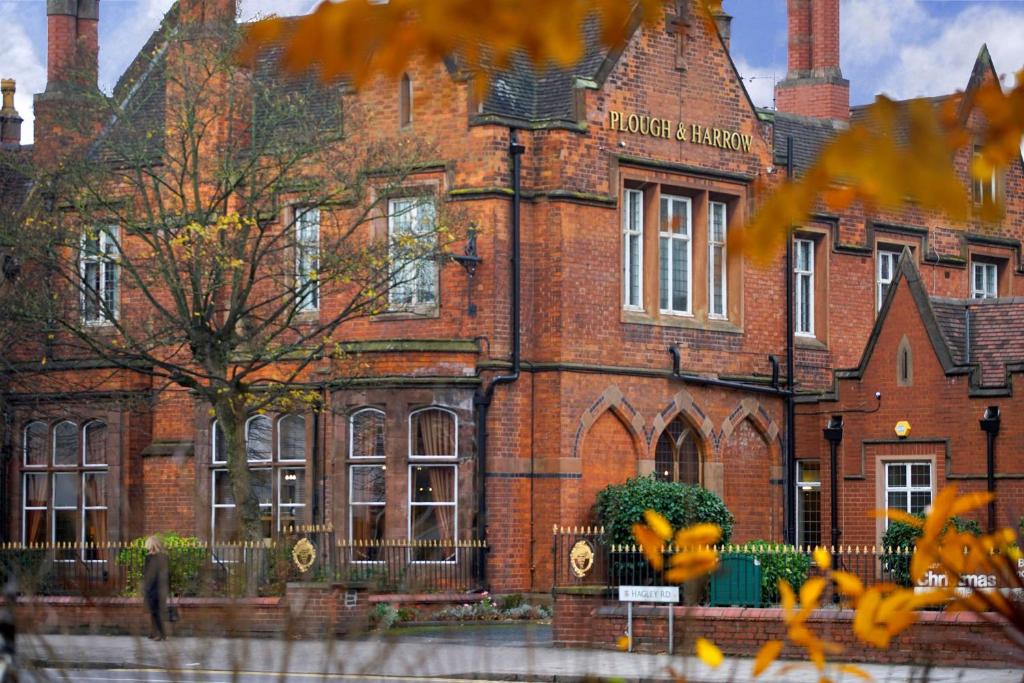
[752,640,783,677]
[632,522,665,572]
[643,509,674,542]
[831,571,864,599]
[813,546,831,571]
[838,664,872,680]
[674,523,722,547]
[695,637,724,668]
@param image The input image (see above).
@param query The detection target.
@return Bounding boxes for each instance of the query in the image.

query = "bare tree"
[8,15,456,539]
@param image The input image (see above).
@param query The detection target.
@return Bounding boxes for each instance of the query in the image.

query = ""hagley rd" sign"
[607,110,753,152]
[618,585,680,602]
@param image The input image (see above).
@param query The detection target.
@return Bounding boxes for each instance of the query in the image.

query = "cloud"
[98,0,176,94]
[732,56,784,110]
[239,0,319,22]
[0,5,46,144]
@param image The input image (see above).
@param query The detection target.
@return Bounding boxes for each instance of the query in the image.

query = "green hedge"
[880,515,981,587]
[115,534,208,597]
[742,540,811,604]
[595,475,734,546]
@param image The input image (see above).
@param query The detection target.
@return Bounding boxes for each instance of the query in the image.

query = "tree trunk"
[214,395,263,542]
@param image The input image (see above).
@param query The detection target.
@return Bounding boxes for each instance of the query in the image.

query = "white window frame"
[708,201,727,319]
[407,463,458,564]
[51,470,78,561]
[80,226,119,325]
[52,420,77,467]
[295,207,320,312]
[884,461,933,528]
[211,469,234,544]
[387,197,438,308]
[245,414,273,463]
[971,261,997,299]
[622,189,644,311]
[349,463,386,562]
[349,408,386,460]
[659,194,692,316]
[794,238,815,337]
[973,148,998,205]
[277,414,307,463]
[795,461,821,548]
[21,472,47,545]
[408,407,458,460]
[82,420,107,468]
[81,470,108,562]
[277,467,305,533]
[876,250,899,311]
[212,420,227,464]
[23,421,47,468]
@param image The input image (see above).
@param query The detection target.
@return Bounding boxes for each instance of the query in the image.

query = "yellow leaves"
[851,585,941,649]
[752,639,783,677]
[813,547,831,571]
[616,635,630,651]
[631,512,720,583]
[643,510,673,542]
[839,665,871,681]
[831,571,864,599]
[241,0,668,91]
[695,638,723,668]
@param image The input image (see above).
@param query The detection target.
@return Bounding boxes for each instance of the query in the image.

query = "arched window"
[23,421,47,467]
[278,415,306,462]
[53,421,78,466]
[654,417,701,485]
[409,407,457,458]
[897,335,913,387]
[350,408,385,459]
[399,73,412,127]
[246,415,272,462]
[83,421,107,466]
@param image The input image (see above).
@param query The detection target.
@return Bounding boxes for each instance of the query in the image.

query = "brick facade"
[3,0,1023,596]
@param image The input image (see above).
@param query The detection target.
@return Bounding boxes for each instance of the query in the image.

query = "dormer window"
[972,147,999,205]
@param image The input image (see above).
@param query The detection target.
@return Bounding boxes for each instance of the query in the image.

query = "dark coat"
[142,552,169,607]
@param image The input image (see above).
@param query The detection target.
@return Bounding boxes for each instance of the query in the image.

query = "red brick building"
[1,0,1021,592]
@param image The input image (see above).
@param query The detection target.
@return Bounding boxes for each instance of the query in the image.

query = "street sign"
[618,585,679,603]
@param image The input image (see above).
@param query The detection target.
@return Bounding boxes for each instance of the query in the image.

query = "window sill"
[621,310,743,334]
[372,306,440,321]
[795,335,828,351]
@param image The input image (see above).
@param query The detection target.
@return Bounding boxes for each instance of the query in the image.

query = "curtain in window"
[23,473,47,545]
[427,466,455,542]
[413,409,454,457]
[84,472,108,555]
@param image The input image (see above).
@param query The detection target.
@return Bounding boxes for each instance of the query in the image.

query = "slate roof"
[767,111,847,172]
[932,297,1024,388]
[0,150,32,213]
[479,17,610,124]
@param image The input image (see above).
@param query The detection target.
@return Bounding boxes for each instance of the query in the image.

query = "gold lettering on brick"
[605,109,752,154]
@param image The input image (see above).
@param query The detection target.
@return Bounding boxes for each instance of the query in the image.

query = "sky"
[2,0,1024,144]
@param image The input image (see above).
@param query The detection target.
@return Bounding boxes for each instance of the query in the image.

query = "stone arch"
[571,385,645,459]
[649,388,715,457]
[720,399,784,542]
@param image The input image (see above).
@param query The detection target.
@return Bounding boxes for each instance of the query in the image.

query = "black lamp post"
[980,405,1001,532]
[823,415,844,566]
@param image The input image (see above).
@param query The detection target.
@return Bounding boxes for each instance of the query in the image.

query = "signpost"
[618,585,679,653]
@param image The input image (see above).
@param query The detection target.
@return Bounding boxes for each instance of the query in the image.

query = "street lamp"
[980,405,1001,532]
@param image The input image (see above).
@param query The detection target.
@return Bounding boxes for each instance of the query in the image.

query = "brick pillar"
[179,0,237,25]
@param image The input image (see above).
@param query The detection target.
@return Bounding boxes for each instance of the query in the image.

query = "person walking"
[142,536,169,641]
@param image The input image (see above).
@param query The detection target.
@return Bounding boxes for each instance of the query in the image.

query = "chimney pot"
[0,78,23,146]
[775,0,849,120]
[709,1,732,51]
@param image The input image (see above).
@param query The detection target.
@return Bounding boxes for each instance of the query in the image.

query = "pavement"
[15,624,1024,683]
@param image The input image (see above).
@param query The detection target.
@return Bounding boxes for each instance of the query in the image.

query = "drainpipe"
[980,406,1001,532]
[823,415,844,581]
[474,128,525,586]
[784,135,797,545]
[668,345,791,397]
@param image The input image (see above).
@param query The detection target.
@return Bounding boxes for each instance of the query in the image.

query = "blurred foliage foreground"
[632,485,1024,680]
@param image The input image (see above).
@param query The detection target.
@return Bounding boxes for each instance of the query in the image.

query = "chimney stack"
[179,0,237,25]
[708,1,733,52]
[774,0,849,120]
[0,79,23,147]
[45,0,99,92]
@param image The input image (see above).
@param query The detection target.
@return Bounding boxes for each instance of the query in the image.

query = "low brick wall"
[16,583,369,639]
[553,591,1019,668]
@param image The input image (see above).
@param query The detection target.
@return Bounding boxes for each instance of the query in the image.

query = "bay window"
[20,420,109,560]
[408,407,457,561]
[210,415,307,541]
[349,407,386,560]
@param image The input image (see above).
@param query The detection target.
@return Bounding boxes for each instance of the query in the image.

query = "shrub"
[498,593,524,611]
[116,534,208,597]
[744,540,811,604]
[595,475,734,546]
[881,514,982,586]
[370,603,399,629]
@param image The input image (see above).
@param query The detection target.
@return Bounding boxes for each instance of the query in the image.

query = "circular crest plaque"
[292,537,316,573]
[570,539,594,578]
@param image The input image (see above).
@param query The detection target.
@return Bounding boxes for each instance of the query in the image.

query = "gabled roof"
[841,248,1024,395]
